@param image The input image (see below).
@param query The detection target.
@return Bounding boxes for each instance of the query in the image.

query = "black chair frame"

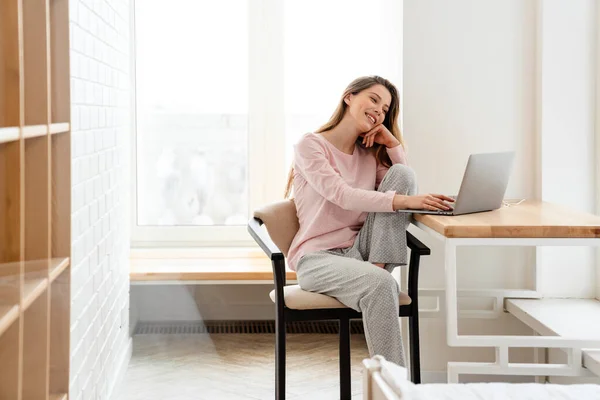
[248,217,430,400]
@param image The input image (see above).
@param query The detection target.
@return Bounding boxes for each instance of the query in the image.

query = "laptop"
[397,151,515,216]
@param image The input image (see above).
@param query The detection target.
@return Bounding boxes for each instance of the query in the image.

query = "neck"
[321,115,362,154]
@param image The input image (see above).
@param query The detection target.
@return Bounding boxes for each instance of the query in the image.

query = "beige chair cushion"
[269,285,412,310]
[254,200,299,257]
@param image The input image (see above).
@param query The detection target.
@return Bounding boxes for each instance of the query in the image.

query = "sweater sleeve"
[375,144,408,190]
[294,136,396,212]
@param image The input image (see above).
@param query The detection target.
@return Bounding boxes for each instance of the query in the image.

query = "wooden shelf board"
[20,123,69,139]
[0,127,20,144]
[22,124,48,139]
[23,275,48,311]
[49,257,69,282]
[49,122,69,135]
[0,304,19,337]
[0,262,21,284]
[24,259,49,273]
[0,267,20,308]
[49,394,67,400]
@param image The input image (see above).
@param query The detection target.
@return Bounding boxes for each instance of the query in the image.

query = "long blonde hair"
[284,75,405,199]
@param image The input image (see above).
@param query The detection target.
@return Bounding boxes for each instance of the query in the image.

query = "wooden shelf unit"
[1,0,72,399]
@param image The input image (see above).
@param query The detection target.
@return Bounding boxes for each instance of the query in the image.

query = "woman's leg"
[320,164,415,365]
[354,164,417,271]
[297,251,406,365]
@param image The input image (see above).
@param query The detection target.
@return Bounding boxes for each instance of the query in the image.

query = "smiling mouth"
[366,113,376,124]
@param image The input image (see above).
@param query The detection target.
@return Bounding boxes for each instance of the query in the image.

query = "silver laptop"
[397,151,515,216]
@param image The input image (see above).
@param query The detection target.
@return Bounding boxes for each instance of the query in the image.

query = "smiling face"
[344,84,392,133]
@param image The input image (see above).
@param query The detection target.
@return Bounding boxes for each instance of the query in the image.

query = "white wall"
[596,1,600,302]
[403,0,538,292]
[403,0,538,379]
[68,0,132,398]
[536,0,598,383]
[536,0,597,298]
[131,285,275,322]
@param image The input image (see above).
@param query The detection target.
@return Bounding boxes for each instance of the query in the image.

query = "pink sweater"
[287,132,408,271]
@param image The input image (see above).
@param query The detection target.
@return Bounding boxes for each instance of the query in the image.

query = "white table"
[413,200,600,382]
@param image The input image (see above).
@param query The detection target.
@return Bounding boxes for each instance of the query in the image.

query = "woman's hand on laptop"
[393,194,455,211]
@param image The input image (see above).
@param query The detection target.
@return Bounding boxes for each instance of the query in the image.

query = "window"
[132,0,402,246]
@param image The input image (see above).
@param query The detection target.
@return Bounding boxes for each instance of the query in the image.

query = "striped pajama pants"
[296,164,417,366]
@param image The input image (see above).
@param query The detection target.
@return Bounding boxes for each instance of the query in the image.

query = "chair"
[247,199,431,400]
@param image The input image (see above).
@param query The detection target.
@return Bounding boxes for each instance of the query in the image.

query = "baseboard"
[134,320,365,335]
[106,337,132,400]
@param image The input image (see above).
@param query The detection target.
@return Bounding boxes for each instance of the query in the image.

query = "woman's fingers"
[434,194,455,202]
[362,126,381,147]
[366,125,380,136]
[425,197,451,210]
[416,193,454,211]
[426,202,443,211]
[427,194,455,210]
[436,199,452,210]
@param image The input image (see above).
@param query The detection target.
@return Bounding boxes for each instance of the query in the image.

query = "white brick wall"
[69,0,131,399]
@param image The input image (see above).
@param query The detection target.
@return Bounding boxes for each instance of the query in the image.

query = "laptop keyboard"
[433,210,454,215]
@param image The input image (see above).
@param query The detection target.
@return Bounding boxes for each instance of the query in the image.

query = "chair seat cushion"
[269,285,412,310]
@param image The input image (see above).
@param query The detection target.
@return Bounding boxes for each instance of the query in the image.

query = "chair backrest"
[254,199,299,258]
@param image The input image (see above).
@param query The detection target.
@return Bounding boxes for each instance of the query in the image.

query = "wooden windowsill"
[130,248,296,282]
[130,247,266,260]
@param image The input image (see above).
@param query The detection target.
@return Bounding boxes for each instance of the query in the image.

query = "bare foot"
[373,263,385,269]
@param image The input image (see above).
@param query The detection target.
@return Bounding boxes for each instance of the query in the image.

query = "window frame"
[129,0,402,248]
[130,0,285,247]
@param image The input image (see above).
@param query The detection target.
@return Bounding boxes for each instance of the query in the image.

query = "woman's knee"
[381,164,417,194]
[366,268,399,295]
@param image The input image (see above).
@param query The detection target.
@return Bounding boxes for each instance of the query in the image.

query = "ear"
[344,94,353,106]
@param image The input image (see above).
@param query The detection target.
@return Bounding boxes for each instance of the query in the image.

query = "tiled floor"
[115,333,370,399]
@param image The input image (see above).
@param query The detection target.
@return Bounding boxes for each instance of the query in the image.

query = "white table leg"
[441,236,600,382]
[444,240,458,347]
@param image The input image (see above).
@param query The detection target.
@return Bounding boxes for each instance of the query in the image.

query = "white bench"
[506,298,600,378]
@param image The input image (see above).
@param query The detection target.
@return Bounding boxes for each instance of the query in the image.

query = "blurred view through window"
[135,0,248,226]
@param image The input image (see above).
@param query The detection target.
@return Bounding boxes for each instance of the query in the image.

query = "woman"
[284,76,453,366]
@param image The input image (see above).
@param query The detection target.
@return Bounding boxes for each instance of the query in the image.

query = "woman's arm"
[294,137,396,212]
